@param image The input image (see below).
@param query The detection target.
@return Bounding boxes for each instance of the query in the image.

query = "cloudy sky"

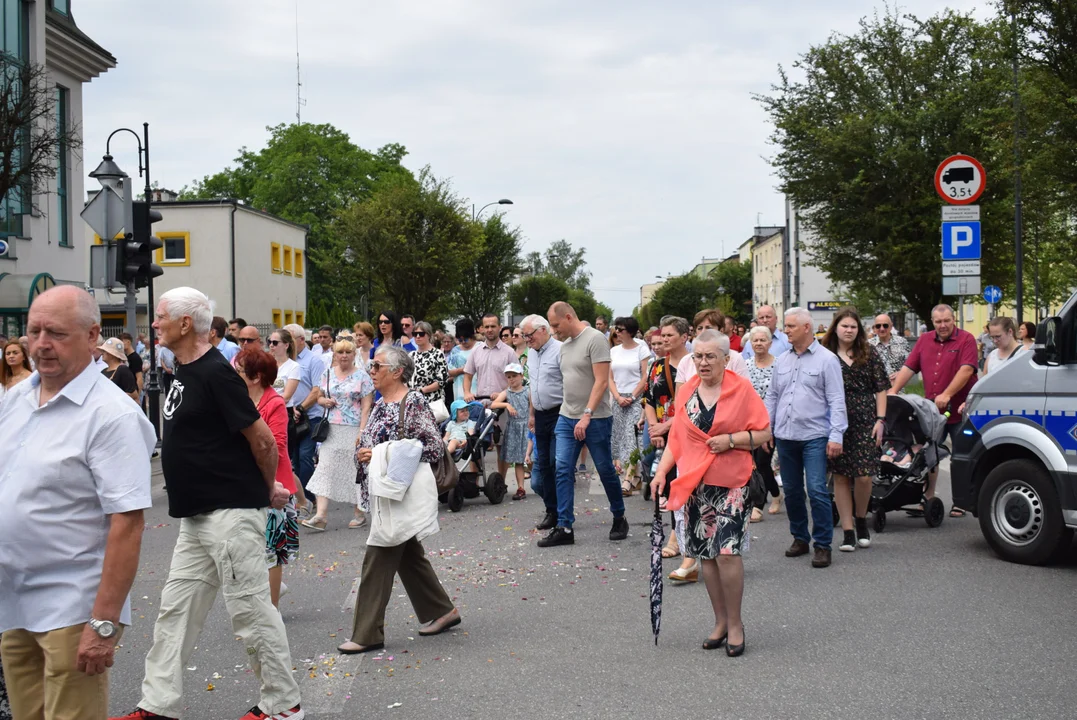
[79,0,979,316]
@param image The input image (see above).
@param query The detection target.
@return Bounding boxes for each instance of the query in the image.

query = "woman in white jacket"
[337,345,460,654]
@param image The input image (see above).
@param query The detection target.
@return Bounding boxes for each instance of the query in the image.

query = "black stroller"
[440,400,507,512]
[869,394,949,532]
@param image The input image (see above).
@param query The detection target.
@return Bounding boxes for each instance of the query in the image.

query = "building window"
[56,86,70,247]
[294,249,304,277]
[271,243,281,273]
[272,309,282,327]
[0,0,30,239]
[284,310,294,325]
[296,310,305,327]
[155,232,190,266]
[283,246,293,275]
[50,0,70,15]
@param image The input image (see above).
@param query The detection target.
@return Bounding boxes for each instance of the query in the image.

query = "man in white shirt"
[309,325,334,361]
[742,305,791,360]
[0,286,156,719]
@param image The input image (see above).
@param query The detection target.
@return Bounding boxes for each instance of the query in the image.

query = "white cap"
[504,362,524,375]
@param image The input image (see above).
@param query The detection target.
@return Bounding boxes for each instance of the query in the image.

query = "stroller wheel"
[925,497,945,528]
[873,510,886,534]
[448,488,464,513]
[484,472,507,504]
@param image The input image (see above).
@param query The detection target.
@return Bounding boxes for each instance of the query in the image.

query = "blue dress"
[501,388,530,464]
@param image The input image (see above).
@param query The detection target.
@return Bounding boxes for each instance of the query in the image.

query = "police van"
[951,291,1077,565]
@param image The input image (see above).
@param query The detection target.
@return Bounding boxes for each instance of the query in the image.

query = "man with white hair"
[521,313,563,531]
[115,287,302,720]
[742,305,790,360]
[1,286,155,719]
[765,307,847,569]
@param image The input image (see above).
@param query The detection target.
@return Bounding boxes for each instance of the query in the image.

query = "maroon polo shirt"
[904,327,978,424]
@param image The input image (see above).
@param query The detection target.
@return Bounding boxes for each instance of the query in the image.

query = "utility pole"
[1011,6,1024,323]
[142,123,162,439]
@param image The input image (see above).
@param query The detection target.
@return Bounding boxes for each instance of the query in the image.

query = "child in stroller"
[444,399,476,455]
[439,398,508,511]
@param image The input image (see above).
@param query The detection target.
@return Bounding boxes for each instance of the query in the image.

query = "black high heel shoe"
[726,632,745,657]
[702,633,727,650]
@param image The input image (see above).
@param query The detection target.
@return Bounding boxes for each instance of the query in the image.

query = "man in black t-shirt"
[118,287,303,720]
[119,332,144,397]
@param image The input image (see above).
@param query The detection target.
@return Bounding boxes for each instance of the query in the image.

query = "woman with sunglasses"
[509,327,530,379]
[371,311,416,360]
[409,321,449,413]
[267,329,307,516]
[609,317,649,496]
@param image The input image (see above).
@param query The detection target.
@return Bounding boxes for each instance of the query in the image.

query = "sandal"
[661,533,680,559]
[949,506,967,518]
[768,494,783,515]
[512,488,526,501]
[348,515,366,528]
[300,516,327,532]
[750,507,764,523]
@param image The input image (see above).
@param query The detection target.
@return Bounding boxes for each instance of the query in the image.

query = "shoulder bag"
[746,430,768,510]
[399,391,458,493]
[312,369,332,443]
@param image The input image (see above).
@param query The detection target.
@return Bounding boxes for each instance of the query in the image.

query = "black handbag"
[747,431,768,509]
[311,370,331,443]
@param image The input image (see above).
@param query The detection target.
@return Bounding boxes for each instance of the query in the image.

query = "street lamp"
[88,154,129,190]
[473,198,513,221]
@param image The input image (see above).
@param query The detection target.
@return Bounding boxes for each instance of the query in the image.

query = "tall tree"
[182,123,411,307]
[650,274,716,321]
[451,214,524,322]
[507,275,572,317]
[756,10,1015,320]
[708,261,754,321]
[333,169,482,322]
[542,239,592,291]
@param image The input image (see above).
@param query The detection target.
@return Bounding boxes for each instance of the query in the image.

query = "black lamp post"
[472,198,513,221]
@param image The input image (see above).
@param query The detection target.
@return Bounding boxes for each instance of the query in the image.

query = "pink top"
[257,390,297,494]
[677,347,749,384]
[463,340,518,398]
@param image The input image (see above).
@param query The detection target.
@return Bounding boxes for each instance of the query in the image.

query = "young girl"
[444,399,475,455]
[492,363,530,500]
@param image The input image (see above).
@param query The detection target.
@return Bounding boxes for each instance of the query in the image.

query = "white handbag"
[429,398,450,424]
[367,440,440,547]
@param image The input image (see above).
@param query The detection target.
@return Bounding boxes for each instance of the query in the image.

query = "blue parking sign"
[941,221,981,260]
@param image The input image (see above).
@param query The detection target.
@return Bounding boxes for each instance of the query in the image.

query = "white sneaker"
[279,581,289,597]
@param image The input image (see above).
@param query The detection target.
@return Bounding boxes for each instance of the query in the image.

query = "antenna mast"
[295,0,305,124]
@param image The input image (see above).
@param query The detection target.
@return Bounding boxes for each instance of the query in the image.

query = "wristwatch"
[728,434,735,450]
[583,408,593,416]
[89,618,116,638]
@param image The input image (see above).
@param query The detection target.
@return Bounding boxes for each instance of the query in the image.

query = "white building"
[785,199,843,328]
[89,199,309,331]
[750,227,786,318]
[0,0,114,336]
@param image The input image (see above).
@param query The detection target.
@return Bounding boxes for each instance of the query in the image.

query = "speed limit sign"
[934,154,986,205]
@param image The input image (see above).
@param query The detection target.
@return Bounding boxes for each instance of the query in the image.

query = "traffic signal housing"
[116,201,164,288]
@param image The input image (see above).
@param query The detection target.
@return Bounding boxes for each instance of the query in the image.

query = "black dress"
[829,351,890,478]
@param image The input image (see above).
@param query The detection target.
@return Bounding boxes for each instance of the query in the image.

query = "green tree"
[542,239,592,291]
[182,123,411,308]
[650,274,716,321]
[507,275,571,317]
[708,261,754,321]
[451,214,524,322]
[755,10,1015,320]
[333,169,481,323]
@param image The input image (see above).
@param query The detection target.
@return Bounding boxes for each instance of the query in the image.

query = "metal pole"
[1012,7,1024,323]
[959,295,964,330]
[125,280,137,339]
[143,122,161,439]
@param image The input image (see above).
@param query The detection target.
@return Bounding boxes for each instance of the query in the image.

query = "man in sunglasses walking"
[868,313,909,384]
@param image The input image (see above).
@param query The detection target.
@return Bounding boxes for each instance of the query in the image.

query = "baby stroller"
[440,400,507,512]
[869,394,950,532]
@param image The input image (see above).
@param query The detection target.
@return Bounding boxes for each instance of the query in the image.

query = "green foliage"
[306,298,358,330]
[650,274,716,322]
[451,214,524,323]
[181,123,412,310]
[507,275,572,317]
[595,301,616,325]
[708,261,754,321]
[333,168,482,323]
[533,239,592,291]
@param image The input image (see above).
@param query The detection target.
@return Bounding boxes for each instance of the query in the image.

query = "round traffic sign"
[935,154,986,205]
[983,285,1002,304]
[0,239,8,256]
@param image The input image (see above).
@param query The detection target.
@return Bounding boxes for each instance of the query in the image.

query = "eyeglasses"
[500,333,511,340]
[414,331,427,337]
[874,324,891,329]
[989,334,1004,342]
[268,340,281,346]
[693,352,722,362]
[238,337,260,344]
[378,319,391,325]
[522,330,539,340]
[614,326,625,333]
[369,361,386,373]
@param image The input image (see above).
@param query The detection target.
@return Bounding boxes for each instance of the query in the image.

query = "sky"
[78,0,980,316]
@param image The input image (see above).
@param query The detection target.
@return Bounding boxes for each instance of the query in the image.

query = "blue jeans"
[297,417,322,504]
[553,415,625,528]
[776,437,832,550]
[531,408,560,514]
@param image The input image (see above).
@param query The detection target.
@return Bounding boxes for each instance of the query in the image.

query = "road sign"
[943,276,981,296]
[935,154,986,205]
[941,221,982,260]
[942,260,981,276]
[0,239,8,257]
[942,205,980,222]
[80,185,126,241]
[984,285,1002,304]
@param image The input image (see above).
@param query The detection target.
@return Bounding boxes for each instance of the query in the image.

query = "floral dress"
[746,355,775,401]
[828,351,891,478]
[410,347,449,403]
[354,392,444,512]
[643,356,677,423]
[306,365,375,504]
[682,388,751,559]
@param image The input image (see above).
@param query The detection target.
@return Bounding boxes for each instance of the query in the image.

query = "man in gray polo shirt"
[522,314,563,532]
[537,302,628,547]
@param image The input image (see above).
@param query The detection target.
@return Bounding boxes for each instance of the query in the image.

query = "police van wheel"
[978,459,1072,565]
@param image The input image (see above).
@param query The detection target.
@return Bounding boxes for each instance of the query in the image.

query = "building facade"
[751,227,786,318]
[0,0,114,336]
[785,200,843,328]
[90,200,309,330]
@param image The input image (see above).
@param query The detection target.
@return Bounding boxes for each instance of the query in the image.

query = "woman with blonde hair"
[301,339,376,531]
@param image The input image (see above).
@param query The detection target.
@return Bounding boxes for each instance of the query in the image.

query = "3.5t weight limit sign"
[935,154,986,205]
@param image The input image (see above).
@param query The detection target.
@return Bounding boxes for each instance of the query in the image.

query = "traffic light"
[116,201,164,288]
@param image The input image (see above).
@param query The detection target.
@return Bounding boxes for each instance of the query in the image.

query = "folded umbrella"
[649,492,665,645]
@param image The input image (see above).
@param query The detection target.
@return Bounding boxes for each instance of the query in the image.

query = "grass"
[904,378,925,397]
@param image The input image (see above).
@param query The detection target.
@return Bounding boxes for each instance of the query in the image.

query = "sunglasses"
[874,324,890,329]
[238,337,260,344]
[614,326,626,333]
[414,331,427,337]
[500,333,511,339]
[369,361,390,373]
[268,340,281,346]
[378,319,391,325]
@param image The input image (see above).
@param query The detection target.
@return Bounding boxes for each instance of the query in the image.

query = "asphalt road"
[108,461,1077,720]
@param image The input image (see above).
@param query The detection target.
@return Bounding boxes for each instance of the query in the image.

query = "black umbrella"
[649,491,665,645]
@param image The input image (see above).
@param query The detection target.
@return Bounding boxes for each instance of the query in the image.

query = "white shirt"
[609,342,651,395]
[93,356,108,372]
[272,358,303,405]
[0,362,156,633]
[677,345,750,384]
[985,344,1028,374]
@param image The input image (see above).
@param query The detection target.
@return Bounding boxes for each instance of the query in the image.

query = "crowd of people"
[0,281,1024,718]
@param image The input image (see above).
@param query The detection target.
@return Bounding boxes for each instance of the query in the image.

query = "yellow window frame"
[283,246,293,275]
[284,310,294,325]
[271,243,282,273]
[272,308,283,327]
[295,249,304,278]
[296,310,305,326]
[155,232,191,267]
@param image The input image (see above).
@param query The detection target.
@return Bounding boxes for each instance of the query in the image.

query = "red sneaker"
[110,710,176,720]
[238,705,305,720]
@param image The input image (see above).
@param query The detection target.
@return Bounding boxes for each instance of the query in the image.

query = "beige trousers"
[1,623,110,720]
[139,508,300,718]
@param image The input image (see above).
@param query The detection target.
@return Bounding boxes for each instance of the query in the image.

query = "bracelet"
[876,416,886,421]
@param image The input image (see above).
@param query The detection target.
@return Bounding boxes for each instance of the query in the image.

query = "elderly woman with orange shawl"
[650,330,771,657]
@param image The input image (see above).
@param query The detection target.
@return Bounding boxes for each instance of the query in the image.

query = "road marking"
[298,652,364,716]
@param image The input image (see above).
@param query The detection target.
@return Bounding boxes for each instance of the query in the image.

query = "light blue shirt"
[527,336,563,412]
[0,362,156,633]
[214,337,240,362]
[764,339,848,444]
[744,329,791,360]
[157,346,176,372]
[295,346,325,420]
